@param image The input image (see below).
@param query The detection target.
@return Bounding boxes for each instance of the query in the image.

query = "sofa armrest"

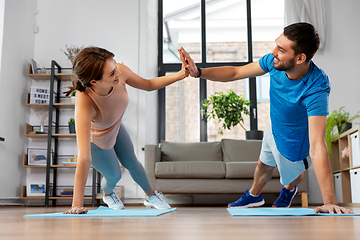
[144,145,161,187]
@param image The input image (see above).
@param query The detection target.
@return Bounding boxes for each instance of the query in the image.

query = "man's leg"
[249,159,275,195]
[284,172,304,191]
[272,172,305,208]
[228,160,274,208]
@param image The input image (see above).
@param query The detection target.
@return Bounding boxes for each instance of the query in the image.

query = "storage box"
[333,173,343,203]
[350,168,360,203]
[351,132,360,167]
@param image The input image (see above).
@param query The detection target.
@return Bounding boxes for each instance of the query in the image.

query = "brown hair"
[283,22,320,63]
[64,47,115,97]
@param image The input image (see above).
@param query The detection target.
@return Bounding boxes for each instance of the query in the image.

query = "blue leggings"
[91,124,152,194]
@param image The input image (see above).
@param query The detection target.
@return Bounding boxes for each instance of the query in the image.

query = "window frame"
[158,0,258,142]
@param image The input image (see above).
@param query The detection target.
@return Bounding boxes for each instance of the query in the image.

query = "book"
[62,162,77,165]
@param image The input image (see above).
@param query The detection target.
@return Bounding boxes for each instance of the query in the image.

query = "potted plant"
[68,118,76,134]
[70,90,76,103]
[326,107,360,157]
[201,89,263,139]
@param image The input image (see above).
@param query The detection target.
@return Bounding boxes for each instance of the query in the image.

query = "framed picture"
[27,182,46,196]
[27,148,49,166]
[30,58,38,74]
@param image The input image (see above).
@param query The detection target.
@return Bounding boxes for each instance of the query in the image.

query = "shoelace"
[154,192,164,202]
[108,192,121,204]
[236,192,248,203]
[278,189,290,203]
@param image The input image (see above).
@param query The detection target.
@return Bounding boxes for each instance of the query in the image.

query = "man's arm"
[179,47,266,82]
[308,116,353,214]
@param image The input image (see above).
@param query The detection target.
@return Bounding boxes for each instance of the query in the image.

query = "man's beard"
[273,57,295,71]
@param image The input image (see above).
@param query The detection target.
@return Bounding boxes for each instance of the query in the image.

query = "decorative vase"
[245,130,264,140]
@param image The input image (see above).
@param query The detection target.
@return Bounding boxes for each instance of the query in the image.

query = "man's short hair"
[283,22,320,62]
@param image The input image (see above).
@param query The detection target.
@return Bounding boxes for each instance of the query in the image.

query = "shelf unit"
[24,61,103,207]
[330,124,360,205]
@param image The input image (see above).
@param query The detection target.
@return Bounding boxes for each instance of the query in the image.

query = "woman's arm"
[118,49,189,91]
[64,91,97,214]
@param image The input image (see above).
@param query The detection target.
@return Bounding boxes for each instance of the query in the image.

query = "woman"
[64,47,188,214]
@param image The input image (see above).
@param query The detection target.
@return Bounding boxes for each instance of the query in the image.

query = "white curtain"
[284,0,326,49]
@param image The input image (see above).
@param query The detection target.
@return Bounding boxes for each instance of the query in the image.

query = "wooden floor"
[1,205,360,240]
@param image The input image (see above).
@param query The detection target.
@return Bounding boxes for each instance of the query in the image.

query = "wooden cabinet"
[330,124,360,205]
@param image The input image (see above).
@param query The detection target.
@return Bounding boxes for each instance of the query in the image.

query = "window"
[159,0,284,142]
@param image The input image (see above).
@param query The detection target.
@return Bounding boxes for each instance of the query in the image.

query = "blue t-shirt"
[259,53,331,162]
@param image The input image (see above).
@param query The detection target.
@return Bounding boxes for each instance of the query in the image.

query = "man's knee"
[256,159,275,172]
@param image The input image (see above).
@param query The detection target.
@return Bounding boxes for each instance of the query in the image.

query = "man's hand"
[179,47,199,77]
[178,48,190,78]
[314,204,353,214]
[64,206,88,214]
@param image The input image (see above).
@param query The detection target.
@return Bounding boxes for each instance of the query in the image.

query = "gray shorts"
[259,126,312,185]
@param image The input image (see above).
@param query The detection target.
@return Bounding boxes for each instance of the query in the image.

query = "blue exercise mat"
[24,206,177,218]
[227,207,360,216]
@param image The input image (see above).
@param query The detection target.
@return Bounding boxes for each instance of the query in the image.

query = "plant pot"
[70,96,76,103]
[246,130,264,140]
[69,124,76,134]
[337,123,352,134]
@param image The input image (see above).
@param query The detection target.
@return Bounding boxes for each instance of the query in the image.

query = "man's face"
[271,34,297,71]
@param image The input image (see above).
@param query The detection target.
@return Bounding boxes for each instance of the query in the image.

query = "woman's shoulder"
[76,89,96,107]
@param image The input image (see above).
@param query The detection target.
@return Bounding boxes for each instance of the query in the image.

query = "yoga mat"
[227,207,360,216]
[24,206,177,218]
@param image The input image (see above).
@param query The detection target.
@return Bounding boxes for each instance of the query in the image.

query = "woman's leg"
[91,143,122,195]
[113,124,152,194]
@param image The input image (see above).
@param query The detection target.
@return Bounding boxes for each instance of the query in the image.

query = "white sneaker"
[103,192,124,210]
[144,191,171,209]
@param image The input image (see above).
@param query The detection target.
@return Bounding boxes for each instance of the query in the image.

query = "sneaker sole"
[103,199,125,210]
[228,199,265,208]
[143,200,170,210]
[272,187,298,208]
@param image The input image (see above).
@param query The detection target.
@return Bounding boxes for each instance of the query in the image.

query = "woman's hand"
[64,206,88,214]
[179,47,198,77]
[178,48,190,79]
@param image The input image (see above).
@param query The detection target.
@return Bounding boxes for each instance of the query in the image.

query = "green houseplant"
[326,107,360,157]
[70,90,76,103]
[202,89,262,139]
[68,118,76,134]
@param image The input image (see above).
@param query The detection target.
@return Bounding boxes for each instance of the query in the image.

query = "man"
[180,22,352,214]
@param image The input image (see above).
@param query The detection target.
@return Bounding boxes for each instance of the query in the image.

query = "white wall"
[0,0,35,200]
[308,0,360,204]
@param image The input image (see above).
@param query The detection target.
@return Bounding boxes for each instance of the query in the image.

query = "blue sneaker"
[228,189,265,208]
[272,186,298,208]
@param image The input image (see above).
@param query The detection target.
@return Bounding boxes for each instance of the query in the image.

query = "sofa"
[144,139,308,207]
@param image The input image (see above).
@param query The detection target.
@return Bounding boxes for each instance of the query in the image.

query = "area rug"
[24,206,177,218]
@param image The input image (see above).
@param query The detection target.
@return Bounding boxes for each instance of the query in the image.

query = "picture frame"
[30,58,38,74]
[27,182,46,197]
[27,148,49,166]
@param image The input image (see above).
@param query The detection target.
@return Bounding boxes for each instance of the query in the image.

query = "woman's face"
[94,57,120,88]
